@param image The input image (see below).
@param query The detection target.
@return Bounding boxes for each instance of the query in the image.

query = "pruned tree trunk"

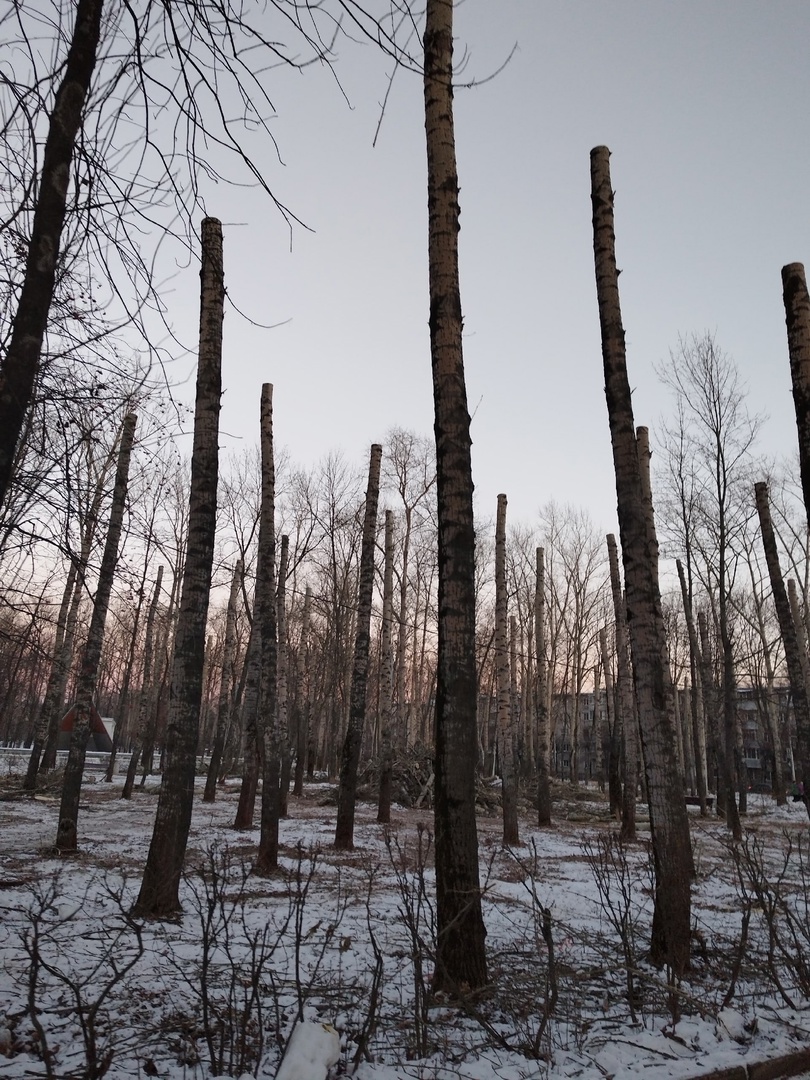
[591,146,692,973]
[782,263,810,527]
[335,443,382,850]
[55,412,137,851]
[203,559,243,802]
[495,494,519,844]
[0,0,104,507]
[377,510,395,824]
[607,534,637,840]
[277,535,291,817]
[677,559,709,813]
[292,585,312,798]
[755,481,810,821]
[535,547,552,826]
[255,384,280,873]
[424,0,487,992]
[135,217,223,916]
[600,625,622,817]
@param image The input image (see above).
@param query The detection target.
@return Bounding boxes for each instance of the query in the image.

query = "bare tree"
[494,494,518,844]
[377,510,395,824]
[55,411,137,850]
[535,546,552,825]
[335,443,382,851]
[134,217,224,917]
[591,145,692,973]
[255,383,280,874]
[755,481,810,820]
[203,559,243,802]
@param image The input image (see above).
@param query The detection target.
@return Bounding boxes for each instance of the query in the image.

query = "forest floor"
[1,759,810,1080]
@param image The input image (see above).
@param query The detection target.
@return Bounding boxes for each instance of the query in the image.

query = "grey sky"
[166,1,810,534]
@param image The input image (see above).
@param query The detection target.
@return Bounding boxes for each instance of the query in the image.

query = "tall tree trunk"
[0,0,104,506]
[122,566,164,800]
[377,511,395,824]
[600,625,622,817]
[233,620,261,828]
[782,263,810,527]
[495,494,519,844]
[677,559,709,813]
[424,0,487,992]
[591,146,692,973]
[335,443,382,849]
[55,413,137,850]
[134,218,223,916]
[203,560,243,802]
[292,586,312,798]
[535,547,552,825]
[277,535,291,817]
[755,482,810,820]
[607,534,637,840]
[255,384,280,873]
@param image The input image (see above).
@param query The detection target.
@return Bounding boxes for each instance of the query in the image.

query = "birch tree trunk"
[495,494,519,844]
[122,566,163,800]
[55,412,137,851]
[255,384,280,873]
[755,481,810,820]
[424,0,487,990]
[135,218,223,916]
[592,146,692,972]
[535,547,552,825]
[335,443,382,850]
[0,0,104,506]
[203,560,243,802]
[378,510,395,824]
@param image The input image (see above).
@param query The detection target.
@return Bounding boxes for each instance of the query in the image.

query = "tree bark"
[292,585,312,798]
[377,511,395,824]
[335,443,382,849]
[535,547,552,825]
[495,494,519,844]
[782,263,810,527]
[600,626,622,817]
[255,384,280,873]
[55,412,137,850]
[135,217,223,915]
[0,0,105,507]
[591,146,692,973]
[277,535,291,817]
[755,481,810,820]
[607,534,637,840]
[676,559,709,812]
[424,0,487,992]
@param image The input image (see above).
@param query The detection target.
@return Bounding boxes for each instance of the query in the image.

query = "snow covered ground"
[1,763,810,1079]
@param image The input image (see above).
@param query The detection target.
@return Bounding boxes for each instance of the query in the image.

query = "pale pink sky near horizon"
[157,0,810,542]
